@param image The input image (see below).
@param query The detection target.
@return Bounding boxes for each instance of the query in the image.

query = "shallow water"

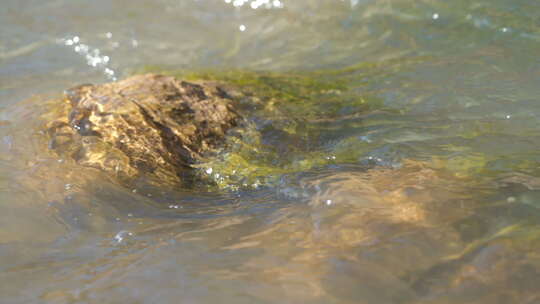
[2,0,540,303]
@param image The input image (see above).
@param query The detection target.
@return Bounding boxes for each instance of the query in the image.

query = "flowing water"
[2,0,540,303]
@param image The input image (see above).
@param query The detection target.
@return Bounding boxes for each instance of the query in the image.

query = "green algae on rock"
[47,74,241,185]
[134,69,397,189]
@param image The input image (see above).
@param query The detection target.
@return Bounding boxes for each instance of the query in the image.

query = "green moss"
[131,65,404,189]
[133,67,387,117]
[134,64,539,189]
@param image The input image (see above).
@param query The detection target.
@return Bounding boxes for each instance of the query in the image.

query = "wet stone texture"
[47,74,240,184]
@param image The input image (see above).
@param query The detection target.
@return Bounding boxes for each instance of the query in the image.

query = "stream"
[1,0,540,303]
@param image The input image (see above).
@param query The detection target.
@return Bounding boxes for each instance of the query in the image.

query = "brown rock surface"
[47,74,240,184]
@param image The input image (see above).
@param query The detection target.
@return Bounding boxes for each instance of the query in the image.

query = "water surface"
[1,0,540,303]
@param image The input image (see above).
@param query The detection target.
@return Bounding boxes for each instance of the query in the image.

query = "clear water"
[1,0,540,303]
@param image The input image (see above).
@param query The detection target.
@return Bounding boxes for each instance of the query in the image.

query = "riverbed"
[1,0,540,303]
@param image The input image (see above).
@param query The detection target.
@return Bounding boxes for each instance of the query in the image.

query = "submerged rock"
[47,74,240,184]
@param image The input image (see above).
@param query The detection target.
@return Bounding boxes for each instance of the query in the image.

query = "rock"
[47,74,240,184]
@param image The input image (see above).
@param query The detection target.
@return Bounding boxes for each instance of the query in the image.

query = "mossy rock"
[47,74,241,186]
